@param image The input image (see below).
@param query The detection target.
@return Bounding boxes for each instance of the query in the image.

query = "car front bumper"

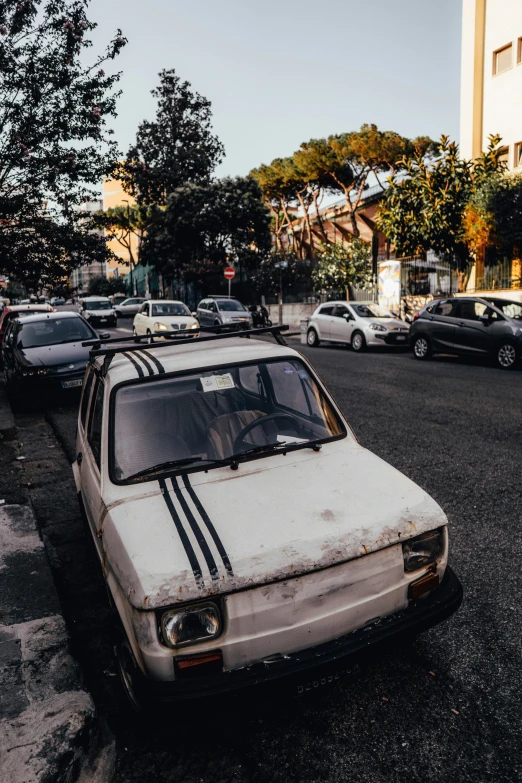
[368,331,409,346]
[137,565,462,704]
[17,370,85,391]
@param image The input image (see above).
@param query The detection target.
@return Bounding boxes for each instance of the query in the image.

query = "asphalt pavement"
[21,314,522,783]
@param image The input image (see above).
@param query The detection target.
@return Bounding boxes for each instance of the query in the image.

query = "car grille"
[170,323,187,330]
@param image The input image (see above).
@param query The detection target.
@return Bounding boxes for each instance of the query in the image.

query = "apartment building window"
[515,142,522,168]
[498,146,510,167]
[493,43,513,75]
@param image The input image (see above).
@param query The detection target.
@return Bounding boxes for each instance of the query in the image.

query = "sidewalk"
[0,387,113,782]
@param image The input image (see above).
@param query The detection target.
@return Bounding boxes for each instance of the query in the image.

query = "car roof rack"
[83,325,298,377]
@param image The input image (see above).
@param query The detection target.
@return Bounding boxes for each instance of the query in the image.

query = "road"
[18,309,522,782]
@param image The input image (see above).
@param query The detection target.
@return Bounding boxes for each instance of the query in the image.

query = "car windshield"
[112,357,345,481]
[216,300,246,312]
[18,317,94,348]
[352,304,395,318]
[86,301,111,310]
[151,303,190,316]
[488,300,522,320]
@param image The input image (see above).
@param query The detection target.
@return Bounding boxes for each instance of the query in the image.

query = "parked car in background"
[81,296,117,328]
[111,294,128,308]
[73,329,462,709]
[2,311,109,404]
[196,296,253,330]
[0,304,54,355]
[114,297,147,318]
[307,301,409,351]
[50,296,66,306]
[409,296,522,369]
[133,300,199,339]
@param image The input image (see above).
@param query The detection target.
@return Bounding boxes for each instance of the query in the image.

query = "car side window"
[319,305,334,316]
[139,303,149,315]
[458,300,488,321]
[87,378,104,468]
[333,305,350,318]
[80,369,96,431]
[209,301,217,313]
[434,300,458,317]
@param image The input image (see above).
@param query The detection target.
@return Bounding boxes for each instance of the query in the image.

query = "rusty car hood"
[101,441,447,610]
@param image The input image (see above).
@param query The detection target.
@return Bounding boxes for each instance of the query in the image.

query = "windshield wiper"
[229,439,322,462]
[126,456,228,480]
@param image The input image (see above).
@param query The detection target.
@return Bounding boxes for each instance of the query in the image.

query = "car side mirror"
[342,313,352,321]
[98,332,110,339]
[192,312,198,318]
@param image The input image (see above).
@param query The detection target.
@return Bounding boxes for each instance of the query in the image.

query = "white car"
[114,297,148,318]
[81,296,117,328]
[73,327,462,709]
[307,301,410,351]
[133,300,199,339]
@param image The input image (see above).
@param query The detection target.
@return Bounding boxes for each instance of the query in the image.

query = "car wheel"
[413,335,432,360]
[307,328,320,347]
[114,631,145,714]
[496,341,518,370]
[351,331,366,352]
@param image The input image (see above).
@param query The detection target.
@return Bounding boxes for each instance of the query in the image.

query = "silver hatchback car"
[307,301,410,351]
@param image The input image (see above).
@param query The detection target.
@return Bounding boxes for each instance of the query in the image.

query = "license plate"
[62,378,83,389]
[99,318,107,323]
[396,336,406,341]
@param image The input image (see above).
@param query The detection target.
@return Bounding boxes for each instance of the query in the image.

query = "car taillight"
[413,312,420,321]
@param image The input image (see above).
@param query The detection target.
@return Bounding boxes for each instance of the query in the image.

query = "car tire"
[413,335,432,360]
[351,331,366,352]
[114,629,146,714]
[307,328,320,347]
[496,341,518,370]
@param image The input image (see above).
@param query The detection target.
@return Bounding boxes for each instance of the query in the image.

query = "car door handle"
[77,452,83,465]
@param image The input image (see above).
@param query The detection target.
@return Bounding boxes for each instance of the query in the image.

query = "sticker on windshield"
[201,373,235,392]
[283,366,294,374]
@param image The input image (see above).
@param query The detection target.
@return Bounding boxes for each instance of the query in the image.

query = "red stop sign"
[224,266,235,280]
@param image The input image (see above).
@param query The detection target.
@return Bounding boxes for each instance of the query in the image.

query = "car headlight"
[160,602,221,648]
[402,529,444,572]
[22,367,48,377]
[190,322,199,329]
[369,323,386,332]
[153,322,169,331]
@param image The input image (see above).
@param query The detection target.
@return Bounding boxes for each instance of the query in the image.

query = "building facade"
[461,0,522,167]
[69,200,107,294]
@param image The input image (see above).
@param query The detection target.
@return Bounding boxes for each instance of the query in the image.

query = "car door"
[77,372,105,554]
[197,300,209,326]
[329,304,355,343]
[134,302,149,334]
[313,304,335,339]
[429,299,459,351]
[454,300,500,355]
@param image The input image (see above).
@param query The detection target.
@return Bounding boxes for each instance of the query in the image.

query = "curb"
[0,390,113,782]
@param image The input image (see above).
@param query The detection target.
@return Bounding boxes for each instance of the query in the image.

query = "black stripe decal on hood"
[171,476,219,581]
[134,350,154,375]
[182,474,233,576]
[122,352,144,378]
[140,349,165,374]
[159,478,203,586]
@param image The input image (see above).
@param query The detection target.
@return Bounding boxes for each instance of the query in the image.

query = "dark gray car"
[409,296,522,369]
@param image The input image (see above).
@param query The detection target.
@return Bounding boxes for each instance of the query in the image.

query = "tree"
[0,0,126,288]
[464,173,522,261]
[93,203,164,266]
[376,134,505,275]
[141,176,271,287]
[311,240,372,300]
[250,158,301,257]
[87,274,126,296]
[119,69,224,205]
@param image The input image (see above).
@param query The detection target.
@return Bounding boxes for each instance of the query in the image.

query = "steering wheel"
[232,413,299,453]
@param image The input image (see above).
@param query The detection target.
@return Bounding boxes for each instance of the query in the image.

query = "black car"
[2,311,108,402]
[409,296,522,369]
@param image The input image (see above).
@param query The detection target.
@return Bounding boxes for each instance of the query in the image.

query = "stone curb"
[0,390,113,782]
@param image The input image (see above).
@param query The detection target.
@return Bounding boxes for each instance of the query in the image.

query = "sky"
[88,0,463,179]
